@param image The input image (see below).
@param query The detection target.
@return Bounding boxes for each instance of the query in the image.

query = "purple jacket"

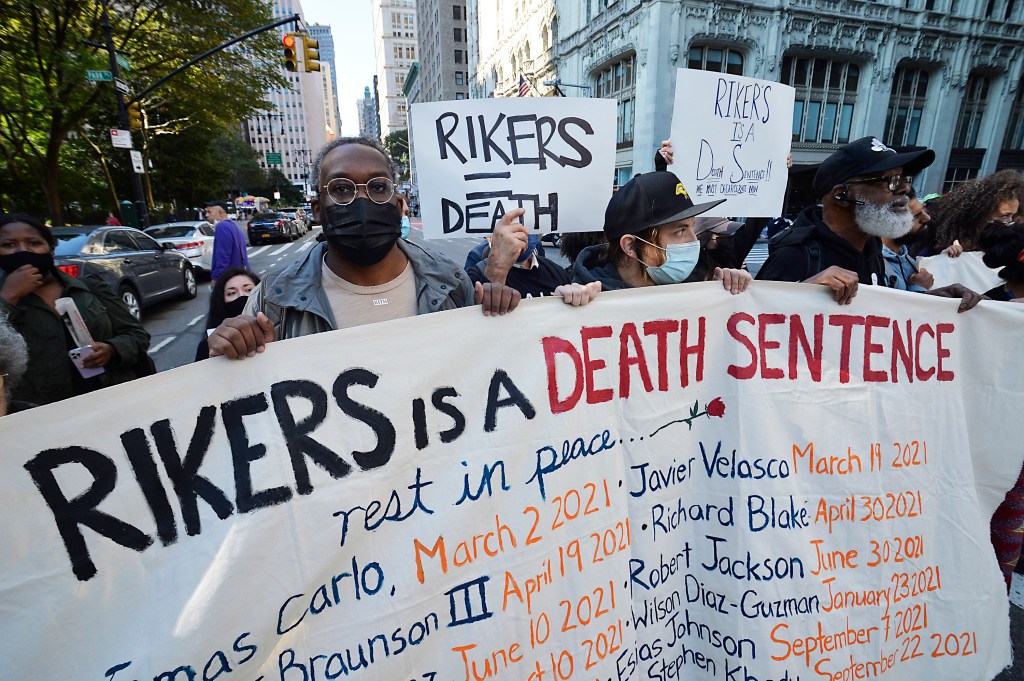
[210,219,249,282]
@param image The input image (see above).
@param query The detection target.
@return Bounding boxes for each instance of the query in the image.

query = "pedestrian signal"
[303,36,320,72]
[127,102,143,131]
[282,34,298,72]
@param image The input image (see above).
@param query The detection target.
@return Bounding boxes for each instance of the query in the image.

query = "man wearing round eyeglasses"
[208,137,521,359]
[757,136,982,310]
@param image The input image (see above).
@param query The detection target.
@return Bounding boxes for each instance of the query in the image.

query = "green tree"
[383,129,410,182]
[0,0,288,223]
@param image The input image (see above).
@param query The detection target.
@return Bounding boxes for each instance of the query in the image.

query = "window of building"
[593,53,636,146]
[687,45,743,75]
[453,4,462,20]
[454,27,463,42]
[455,49,463,63]
[456,92,466,100]
[1004,78,1024,149]
[884,68,929,147]
[781,55,860,144]
[943,165,979,193]
[954,73,990,148]
[456,72,465,86]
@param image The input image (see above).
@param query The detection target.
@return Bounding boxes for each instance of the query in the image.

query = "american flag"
[519,75,529,97]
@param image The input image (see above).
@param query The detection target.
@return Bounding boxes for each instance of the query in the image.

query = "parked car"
[280,207,310,235]
[52,225,197,320]
[144,221,217,276]
[247,212,299,245]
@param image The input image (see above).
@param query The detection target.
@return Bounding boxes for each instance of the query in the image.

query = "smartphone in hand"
[69,346,105,379]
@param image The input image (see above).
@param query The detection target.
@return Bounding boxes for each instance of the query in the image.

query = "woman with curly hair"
[923,170,1024,255]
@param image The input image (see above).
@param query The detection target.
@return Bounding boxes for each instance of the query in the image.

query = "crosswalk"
[248,229,320,277]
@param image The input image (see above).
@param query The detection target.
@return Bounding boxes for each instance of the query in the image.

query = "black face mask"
[322,198,402,266]
[223,296,249,318]
[0,250,54,275]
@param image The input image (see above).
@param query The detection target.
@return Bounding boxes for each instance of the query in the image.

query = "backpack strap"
[768,224,823,277]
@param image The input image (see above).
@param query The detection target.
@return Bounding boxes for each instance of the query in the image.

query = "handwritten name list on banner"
[1,284,1021,681]
[410,97,616,239]
[669,68,795,218]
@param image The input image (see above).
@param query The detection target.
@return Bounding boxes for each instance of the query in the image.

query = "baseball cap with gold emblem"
[603,171,726,242]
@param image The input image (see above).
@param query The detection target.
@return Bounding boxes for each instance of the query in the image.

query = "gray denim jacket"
[245,239,474,340]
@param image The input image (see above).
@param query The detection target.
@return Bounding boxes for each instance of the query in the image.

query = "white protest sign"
[669,69,795,218]
[1,284,1022,681]
[411,98,616,239]
[919,251,1004,293]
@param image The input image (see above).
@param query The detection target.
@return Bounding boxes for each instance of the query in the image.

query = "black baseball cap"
[604,172,726,243]
[205,200,230,211]
[813,136,935,198]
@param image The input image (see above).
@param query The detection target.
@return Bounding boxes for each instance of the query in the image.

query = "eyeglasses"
[321,177,395,205]
[846,174,914,192]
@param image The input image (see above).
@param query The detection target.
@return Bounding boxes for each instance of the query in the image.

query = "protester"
[756,136,981,309]
[208,137,521,359]
[881,190,934,291]
[693,217,744,274]
[559,231,606,269]
[467,207,601,304]
[572,172,751,293]
[978,220,1024,301]
[924,169,1024,254]
[0,213,151,405]
[205,200,250,287]
[195,268,261,361]
[0,310,29,416]
[104,211,121,226]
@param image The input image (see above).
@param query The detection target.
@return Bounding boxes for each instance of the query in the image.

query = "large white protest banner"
[2,284,1022,681]
[411,98,616,239]
[669,69,795,218]
[919,251,1004,293]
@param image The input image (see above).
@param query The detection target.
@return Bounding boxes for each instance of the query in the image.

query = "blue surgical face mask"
[517,234,541,263]
[635,238,700,285]
[401,216,411,239]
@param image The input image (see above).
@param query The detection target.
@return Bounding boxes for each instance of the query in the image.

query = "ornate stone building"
[373,0,419,135]
[468,0,557,100]
[545,0,1024,195]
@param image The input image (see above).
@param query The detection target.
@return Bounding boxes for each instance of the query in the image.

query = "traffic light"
[282,34,298,72]
[127,102,143,131]
[303,36,320,72]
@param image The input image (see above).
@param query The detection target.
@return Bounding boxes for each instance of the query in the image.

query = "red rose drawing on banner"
[706,397,726,418]
[650,397,728,437]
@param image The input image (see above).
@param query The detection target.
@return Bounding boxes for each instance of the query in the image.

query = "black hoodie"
[755,205,887,285]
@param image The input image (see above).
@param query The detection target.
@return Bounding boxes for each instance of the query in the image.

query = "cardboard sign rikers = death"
[411,97,617,239]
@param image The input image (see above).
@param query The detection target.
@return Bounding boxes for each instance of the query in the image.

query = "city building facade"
[320,62,340,141]
[472,0,1024,196]
[358,85,381,139]
[417,0,470,102]
[469,0,556,100]
[373,0,419,135]
[241,0,328,196]
[307,24,342,129]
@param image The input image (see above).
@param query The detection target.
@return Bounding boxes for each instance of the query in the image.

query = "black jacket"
[755,205,887,285]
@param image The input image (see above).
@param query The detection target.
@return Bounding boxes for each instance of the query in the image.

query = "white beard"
[855,198,913,239]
